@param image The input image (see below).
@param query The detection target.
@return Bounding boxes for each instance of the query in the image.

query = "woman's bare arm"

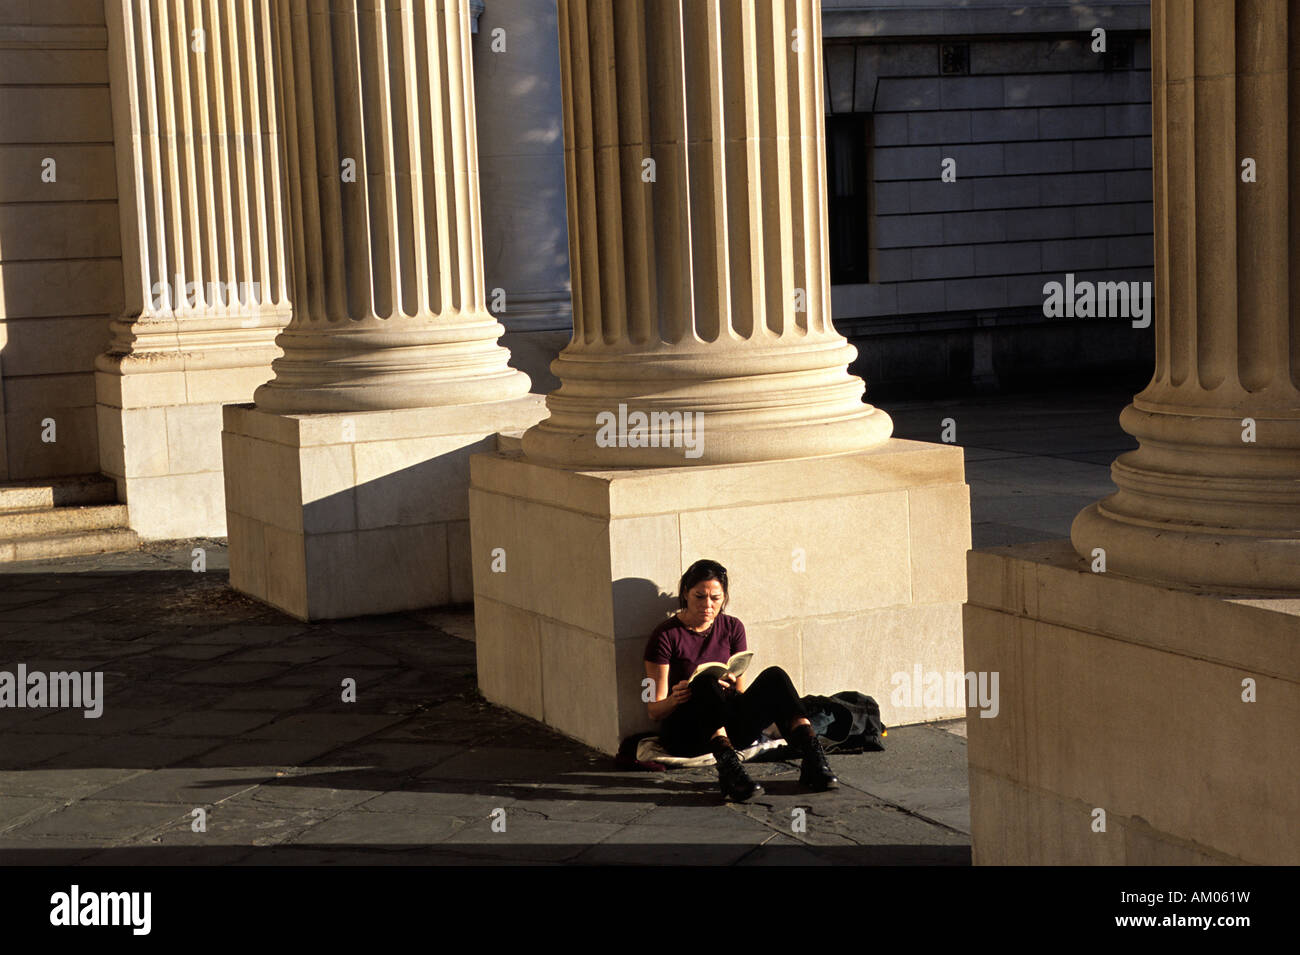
[645,661,690,720]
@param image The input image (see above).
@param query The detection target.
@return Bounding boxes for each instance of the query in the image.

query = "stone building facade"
[821,0,1154,395]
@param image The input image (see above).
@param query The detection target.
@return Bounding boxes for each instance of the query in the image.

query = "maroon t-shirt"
[644,613,747,692]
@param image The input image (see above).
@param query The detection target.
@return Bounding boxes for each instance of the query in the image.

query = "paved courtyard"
[0,384,1138,865]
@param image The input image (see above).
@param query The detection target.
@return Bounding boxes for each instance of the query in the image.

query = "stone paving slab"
[829,723,974,834]
[149,801,335,848]
[143,710,281,738]
[1,734,102,770]
[232,773,410,812]
[0,795,63,834]
[185,739,346,770]
[267,665,399,690]
[0,767,145,801]
[78,845,258,866]
[311,741,463,774]
[437,824,631,863]
[577,828,769,866]
[226,644,351,665]
[53,734,226,770]
[239,712,409,742]
[290,810,469,846]
[356,787,524,818]
[101,682,230,712]
[87,766,274,805]
[1,799,192,846]
[212,687,332,711]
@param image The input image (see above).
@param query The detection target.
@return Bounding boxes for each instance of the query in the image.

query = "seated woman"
[643,558,838,802]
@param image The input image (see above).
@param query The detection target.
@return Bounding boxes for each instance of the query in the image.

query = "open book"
[691,651,754,682]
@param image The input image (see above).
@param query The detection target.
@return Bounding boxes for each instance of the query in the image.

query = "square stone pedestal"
[469,439,972,755]
[964,540,1300,865]
[97,354,281,539]
[222,396,545,621]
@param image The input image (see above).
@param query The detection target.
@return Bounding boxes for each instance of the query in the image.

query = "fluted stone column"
[520,0,893,466]
[469,0,968,754]
[1072,0,1300,592]
[472,0,574,393]
[98,0,291,538]
[224,0,543,620]
[254,0,531,413]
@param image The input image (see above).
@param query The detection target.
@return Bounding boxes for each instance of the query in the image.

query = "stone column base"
[964,540,1300,865]
[96,351,282,539]
[469,440,971,755]
[222,396,546,621]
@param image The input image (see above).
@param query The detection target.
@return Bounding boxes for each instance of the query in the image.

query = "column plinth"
[1072,0,1300,592]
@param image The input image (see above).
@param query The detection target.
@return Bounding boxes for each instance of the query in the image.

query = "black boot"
[713,741,763,802]
[791,725,838,791]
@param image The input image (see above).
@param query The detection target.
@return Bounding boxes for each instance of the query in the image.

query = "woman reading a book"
[643,558,838,802]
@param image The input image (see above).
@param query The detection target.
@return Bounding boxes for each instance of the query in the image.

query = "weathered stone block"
[223,397,544,621]
[964,540,1300,865]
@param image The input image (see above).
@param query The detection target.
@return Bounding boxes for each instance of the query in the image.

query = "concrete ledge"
[964,540,1300,865]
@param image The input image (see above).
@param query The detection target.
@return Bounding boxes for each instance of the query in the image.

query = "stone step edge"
[0,527,141,564]
[0,475,119,512]
[0,504,131,537]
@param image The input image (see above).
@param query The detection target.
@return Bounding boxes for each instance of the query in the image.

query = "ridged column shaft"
[1073,0,1300,591]
[521,0,892,466]
[254,0,529,412]
[103,0,290,368]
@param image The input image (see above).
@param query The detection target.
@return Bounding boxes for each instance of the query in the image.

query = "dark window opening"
[940,42,970,76]
[826,112,872,285]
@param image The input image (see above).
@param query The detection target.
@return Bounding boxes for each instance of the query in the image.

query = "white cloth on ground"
[636,729,787,767]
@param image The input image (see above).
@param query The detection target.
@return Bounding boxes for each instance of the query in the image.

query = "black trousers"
[659,666,808,757]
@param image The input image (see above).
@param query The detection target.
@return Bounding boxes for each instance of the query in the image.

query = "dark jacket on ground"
[799,691,887,752]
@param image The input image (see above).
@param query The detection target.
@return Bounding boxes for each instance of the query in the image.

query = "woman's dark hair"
[678,559,729,610]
